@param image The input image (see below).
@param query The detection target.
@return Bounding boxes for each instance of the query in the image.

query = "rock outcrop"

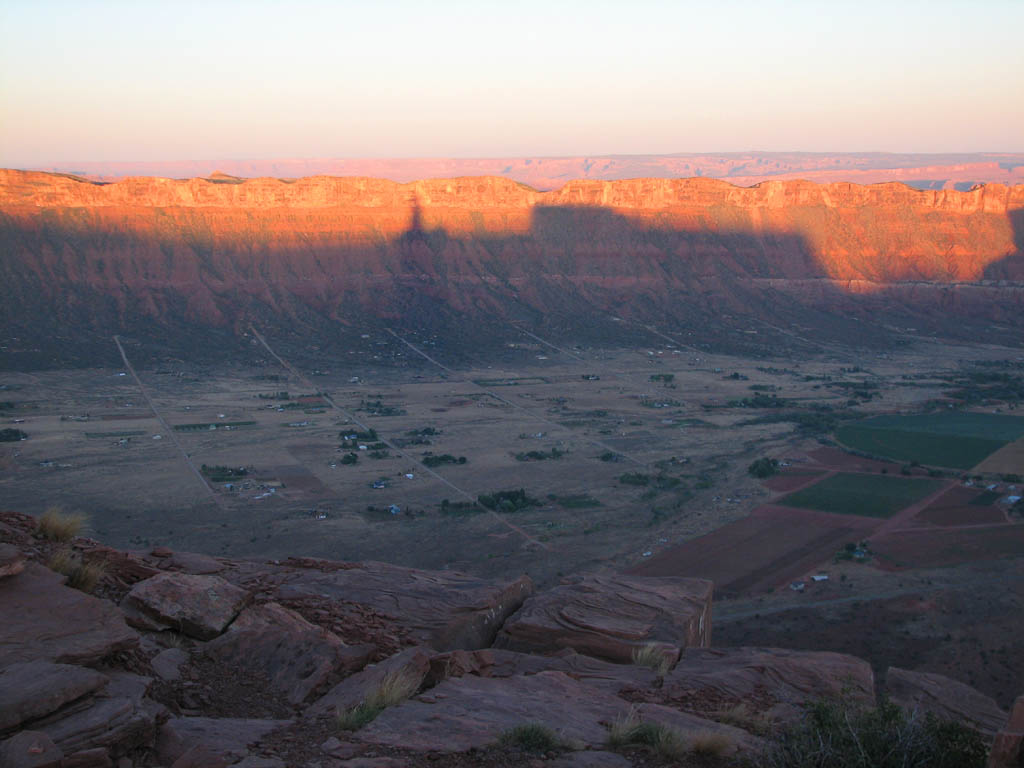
[494,574,712,662]
[121,572,250,640]
[886,667,1009,738]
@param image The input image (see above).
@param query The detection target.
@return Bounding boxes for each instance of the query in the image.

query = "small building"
[790,581,806,592]
[812,573,829,582]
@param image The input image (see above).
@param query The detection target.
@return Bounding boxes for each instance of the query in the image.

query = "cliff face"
[1,169,1022,358]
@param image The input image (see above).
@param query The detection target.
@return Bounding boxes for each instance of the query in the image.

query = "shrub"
[748,457,780,478]
[337,668,421,731]
[0,428,27,442]
[607,711,687,760]
[47,548,106,593]
[37,507,84,542]
[498,724,561,752]
[763,697,988,768]
[477,489,541,513]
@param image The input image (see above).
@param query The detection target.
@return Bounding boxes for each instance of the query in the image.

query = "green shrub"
[763,698,987,768]
[498,724,561,752]
[748,457,780,478]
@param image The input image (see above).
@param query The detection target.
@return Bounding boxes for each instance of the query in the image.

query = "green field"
[835,412,1024,470]
[779,473,946,518]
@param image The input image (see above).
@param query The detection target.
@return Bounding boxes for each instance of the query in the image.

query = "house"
[790,581,806,592]
[812,573,829,582]
[389,504,401,515]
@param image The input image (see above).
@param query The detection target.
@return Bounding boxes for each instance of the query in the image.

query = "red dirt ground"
[630,504,878,598]
[807,446,901,473]
[913,485,1007,527]
[762,470,827,493]
[872,526,1024,569]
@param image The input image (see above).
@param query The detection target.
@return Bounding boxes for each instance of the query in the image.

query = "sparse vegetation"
[497,724,562,752]
[478,488,541,513]
[37,507,85,541]
[631,643,674,675]
[607,710,687,760]
[337,668,421,731]
[514,448,565,461]
[200,464,249,482]
[763,697,988,768]
[0,427,27,441]
[47,548,106,593]
[422,453,467,467]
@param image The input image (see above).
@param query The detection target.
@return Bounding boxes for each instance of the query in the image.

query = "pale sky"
[1,0,1022,165]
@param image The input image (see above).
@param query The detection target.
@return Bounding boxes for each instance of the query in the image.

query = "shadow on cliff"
[1,198,1022,369]
[982,208,1024,280]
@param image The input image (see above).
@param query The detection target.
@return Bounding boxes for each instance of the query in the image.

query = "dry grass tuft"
[689,730,734,757]
[715,701,772,736]
[631,642,675,676]
[47,547,107,593]
[38,507,85,542]
[338,667,421,731]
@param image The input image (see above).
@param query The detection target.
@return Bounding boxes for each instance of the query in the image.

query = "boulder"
[357,671,634,751]
[886,667,1008,738]
[0,661,109,732]
[658,647,875,713]
[494,574,712,662]
[155,718,289,766]
[150,648,189,682]
[311,646,431,716]
[234,559,532,651]
[121,572,249,640]
[203,602,369,705]
[0,731,63,768]
[0,563,138,667]
[0,543,25,579]
[989,694,1024,768]
[32,673,162,758]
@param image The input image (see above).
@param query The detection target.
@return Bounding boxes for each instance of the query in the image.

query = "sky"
[1,0,1022,166]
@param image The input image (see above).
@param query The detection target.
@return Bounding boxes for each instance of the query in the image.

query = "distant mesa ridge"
[0,168,1022,367]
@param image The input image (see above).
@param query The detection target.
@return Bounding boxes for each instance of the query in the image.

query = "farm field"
[777,472,946,518]
[835,412,1024,470]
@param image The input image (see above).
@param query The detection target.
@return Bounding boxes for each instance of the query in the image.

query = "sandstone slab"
[0,730,63,768]
[550,752,632,768]
[0,543,25,579]
[60,748,113,768]
[660,647,875,712]
[634,702,765,756]
[0,562,138,668]
[0,661,109,732]
[33,673,161,758]
[156,718,290,766]
[203,602,366,704]
[989,694,1024,768]
[494,574,712,662]
[151,648,188,682]
[251,560,533,651]
[121,572,249,640]
[311,646,431,716]
[886,667,1008,738]
[358,671,634,751]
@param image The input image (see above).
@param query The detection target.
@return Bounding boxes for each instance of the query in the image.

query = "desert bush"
[763,697,987,768]
[631,643,674,676]
[47,548,106,593]
[477,488,541,513]
[0,427,28,442]
[715,702,772,736]
[337,667,421,731]
[607,711,687,760]
[37,507,84,541]
[498,724,561,752]
[748,457,780,478]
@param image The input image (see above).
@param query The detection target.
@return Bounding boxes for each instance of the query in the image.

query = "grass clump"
[607,710,687,760]
[37,507,85,542]
[764,698,988,768]
[47,548,106,593]
[337,668,421,732]
[715,702,772,736]
[631,643,675,676]
[498,724,561,753]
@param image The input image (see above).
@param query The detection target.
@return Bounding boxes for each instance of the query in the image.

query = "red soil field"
[629,505,878,598]
[912,485,1008,527]
[872,526,1024,569]
[762,470,827,493]
[807,446,900,473]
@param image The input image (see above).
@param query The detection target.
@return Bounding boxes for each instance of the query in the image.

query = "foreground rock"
[0,542,25,579]
[121,572,249,640]
[156,717,290,765]
[494,574,712,662]
[0,731,63,768]
[989,694,1024,768]
[653,647,875,718]
[204,602,373,705]
[0,661,109,732]
[229,559,534,651]
[312,647,432,716]
[886,667,1008,738]
[0,563,138,667]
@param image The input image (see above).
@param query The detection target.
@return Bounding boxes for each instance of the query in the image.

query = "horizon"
[2,0,1023,167]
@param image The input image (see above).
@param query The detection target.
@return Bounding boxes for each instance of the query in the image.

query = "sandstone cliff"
[1,170,1022,365]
